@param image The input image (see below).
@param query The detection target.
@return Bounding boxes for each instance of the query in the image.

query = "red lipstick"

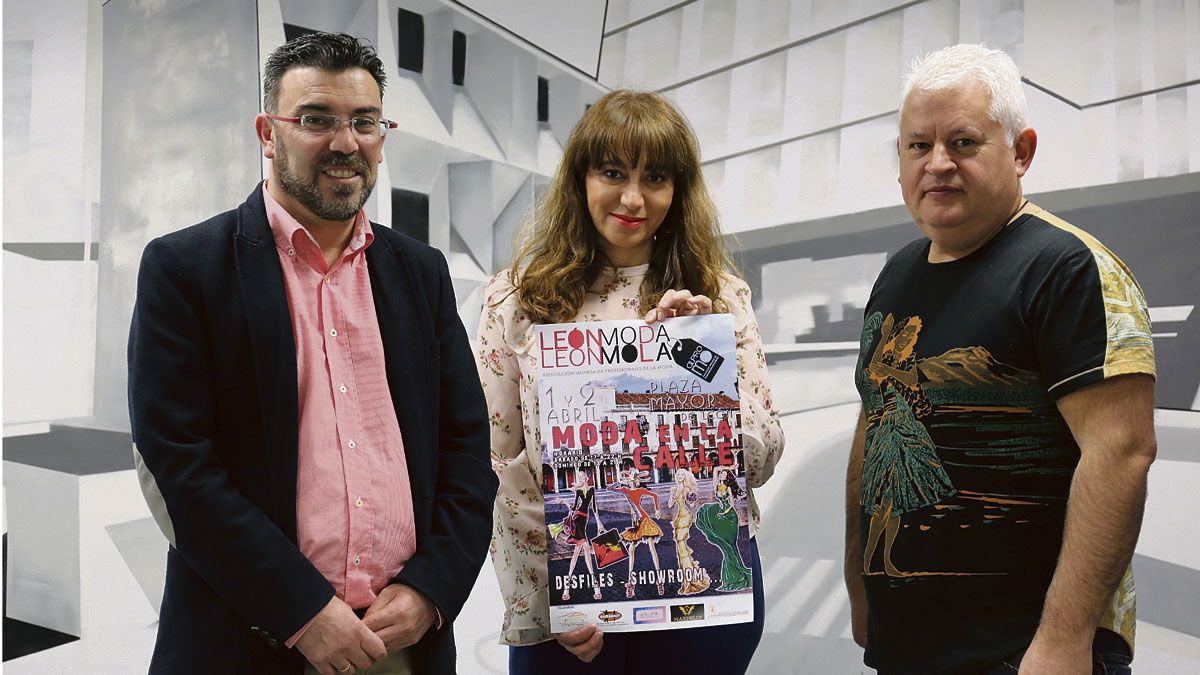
[611,213,645,228]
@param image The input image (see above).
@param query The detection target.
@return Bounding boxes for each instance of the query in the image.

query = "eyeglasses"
[266,113,398,139]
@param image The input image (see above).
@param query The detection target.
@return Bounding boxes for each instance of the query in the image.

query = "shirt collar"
[262,181,374,259]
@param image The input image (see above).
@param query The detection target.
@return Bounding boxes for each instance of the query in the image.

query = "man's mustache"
[316,154,370,174]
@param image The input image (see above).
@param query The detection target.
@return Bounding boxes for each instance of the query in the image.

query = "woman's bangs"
[582,110,689,177]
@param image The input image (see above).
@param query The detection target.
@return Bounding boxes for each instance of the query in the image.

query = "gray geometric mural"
[105,518,167,616]
[5,0,1199,673]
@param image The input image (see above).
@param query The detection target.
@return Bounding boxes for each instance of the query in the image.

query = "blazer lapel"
[233,184,300,539]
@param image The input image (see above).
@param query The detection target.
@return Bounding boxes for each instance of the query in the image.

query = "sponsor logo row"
[635,604,706,624]
[561,603,718,627]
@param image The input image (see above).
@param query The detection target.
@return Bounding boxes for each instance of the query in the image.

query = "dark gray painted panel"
[1133,554,1200,637]
[1155,423,1200,464]
[2,243,89,261]
[3,425,133,475]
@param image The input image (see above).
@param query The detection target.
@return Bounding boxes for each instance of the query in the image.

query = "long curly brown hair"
[508,89,735,324]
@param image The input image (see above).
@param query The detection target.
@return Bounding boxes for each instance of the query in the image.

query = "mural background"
[3,0,1198,672]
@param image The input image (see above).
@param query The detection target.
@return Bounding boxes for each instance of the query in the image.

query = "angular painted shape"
[463,28,539,166]
[454,0,605,77]
[105,517,168,615]
[489,161,531,222]
[491,173,534,272]
[385,129,449,193]
[452,90,506,161]
[279,0,372,36]
[448,161,496,270]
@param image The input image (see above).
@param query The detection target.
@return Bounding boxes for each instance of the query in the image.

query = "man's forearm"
[845,411,869,648]
[845,411,867,580]
[1034,449,1151,645]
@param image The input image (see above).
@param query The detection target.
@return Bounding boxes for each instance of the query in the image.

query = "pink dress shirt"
[262,187,417,645]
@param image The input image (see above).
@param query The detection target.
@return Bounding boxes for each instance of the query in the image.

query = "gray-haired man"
[844,44,1156,675]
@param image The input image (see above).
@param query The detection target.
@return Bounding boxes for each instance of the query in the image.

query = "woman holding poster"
[475,89,784,674]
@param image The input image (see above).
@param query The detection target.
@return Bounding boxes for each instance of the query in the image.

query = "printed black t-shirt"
[854,203,1155,674]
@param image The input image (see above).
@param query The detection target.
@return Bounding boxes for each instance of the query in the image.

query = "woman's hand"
[554,624,604,663]
[645,289,713,323]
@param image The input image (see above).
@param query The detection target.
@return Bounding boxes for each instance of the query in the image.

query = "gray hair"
[900,44,1029,144]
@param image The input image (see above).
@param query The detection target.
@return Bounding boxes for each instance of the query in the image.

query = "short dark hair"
[262,32,387,113]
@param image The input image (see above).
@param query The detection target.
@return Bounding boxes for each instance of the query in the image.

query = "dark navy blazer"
[128,184,496,674]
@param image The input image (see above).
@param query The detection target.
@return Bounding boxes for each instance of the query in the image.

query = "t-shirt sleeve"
[1033,247,1156,400]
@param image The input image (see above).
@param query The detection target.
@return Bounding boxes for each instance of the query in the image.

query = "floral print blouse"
[474,263,784,646]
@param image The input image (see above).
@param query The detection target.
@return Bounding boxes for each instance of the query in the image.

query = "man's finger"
[362,608,395,632]
[360,627,389,661]
[363,585,399,621]
[375,624,421,652]
[348,644,376,670]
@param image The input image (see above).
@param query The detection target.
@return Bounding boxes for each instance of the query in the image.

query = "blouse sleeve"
[474,271,551,643]
[723,274,785,489]
[476,271,525,468]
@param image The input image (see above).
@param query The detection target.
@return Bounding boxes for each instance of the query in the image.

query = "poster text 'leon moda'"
[540,324,672,369]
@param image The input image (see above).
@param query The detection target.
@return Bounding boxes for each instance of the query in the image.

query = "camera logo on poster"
[670,604,705,622]
[597,610,623,623]
[633,606,667,624]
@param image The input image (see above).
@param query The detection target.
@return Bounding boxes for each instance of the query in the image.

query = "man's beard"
[274,140,374,221]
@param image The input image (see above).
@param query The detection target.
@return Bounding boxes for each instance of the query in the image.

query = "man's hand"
[362,584,437,652]
[295,595,387,675]
[554,624,604,663]
[1017,635,1091,675]
[645,289,713,323]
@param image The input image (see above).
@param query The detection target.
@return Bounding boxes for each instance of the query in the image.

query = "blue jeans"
[509,540,765,675]
[985,628,1133,675]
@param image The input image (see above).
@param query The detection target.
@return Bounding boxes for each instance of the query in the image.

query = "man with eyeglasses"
[129,32,495,675]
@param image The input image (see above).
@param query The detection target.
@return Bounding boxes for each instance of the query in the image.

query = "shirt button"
[330,328,338,337]
[348,440,356,449]
[354,555,361,566]
[286,248,295,256]
[339,384,348,394]
[355,498,364,508]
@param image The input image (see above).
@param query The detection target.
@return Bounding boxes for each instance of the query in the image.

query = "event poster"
[536,315,755,633]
